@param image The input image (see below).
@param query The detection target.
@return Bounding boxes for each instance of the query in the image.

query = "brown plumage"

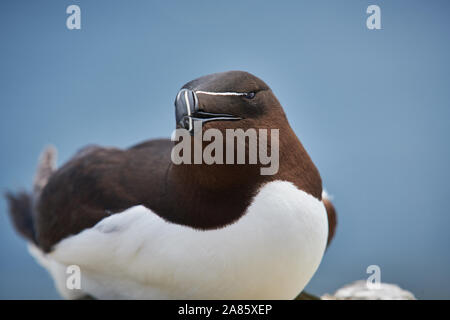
[5,71,338,256]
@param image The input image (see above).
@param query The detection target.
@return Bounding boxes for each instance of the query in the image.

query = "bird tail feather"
[4,146,57,244]
[322,190,337,248]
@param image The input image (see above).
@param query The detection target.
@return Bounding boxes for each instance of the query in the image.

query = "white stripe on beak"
[184,90,193,132]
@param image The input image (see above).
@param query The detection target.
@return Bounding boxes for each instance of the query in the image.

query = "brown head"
[172,71,322,199]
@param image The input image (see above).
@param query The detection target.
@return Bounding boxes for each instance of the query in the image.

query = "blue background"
[1,0,449,299]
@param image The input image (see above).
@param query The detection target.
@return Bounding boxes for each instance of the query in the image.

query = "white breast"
[39,180,328,299]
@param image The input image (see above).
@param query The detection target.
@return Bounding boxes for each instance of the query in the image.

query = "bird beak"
[175,89,241,134]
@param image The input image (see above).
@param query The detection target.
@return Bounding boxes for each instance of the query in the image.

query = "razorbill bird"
[5,71,337,299]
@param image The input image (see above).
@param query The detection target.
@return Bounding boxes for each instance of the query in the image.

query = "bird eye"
[243,92,255,99]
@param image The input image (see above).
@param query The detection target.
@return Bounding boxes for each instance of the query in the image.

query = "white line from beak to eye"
[184,90,193,131]
[195,91,247,96]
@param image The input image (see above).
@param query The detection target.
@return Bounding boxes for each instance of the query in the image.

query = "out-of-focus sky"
[1,0,449,299]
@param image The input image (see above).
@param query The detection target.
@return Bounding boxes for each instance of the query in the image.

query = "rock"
[321,280,416,300]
